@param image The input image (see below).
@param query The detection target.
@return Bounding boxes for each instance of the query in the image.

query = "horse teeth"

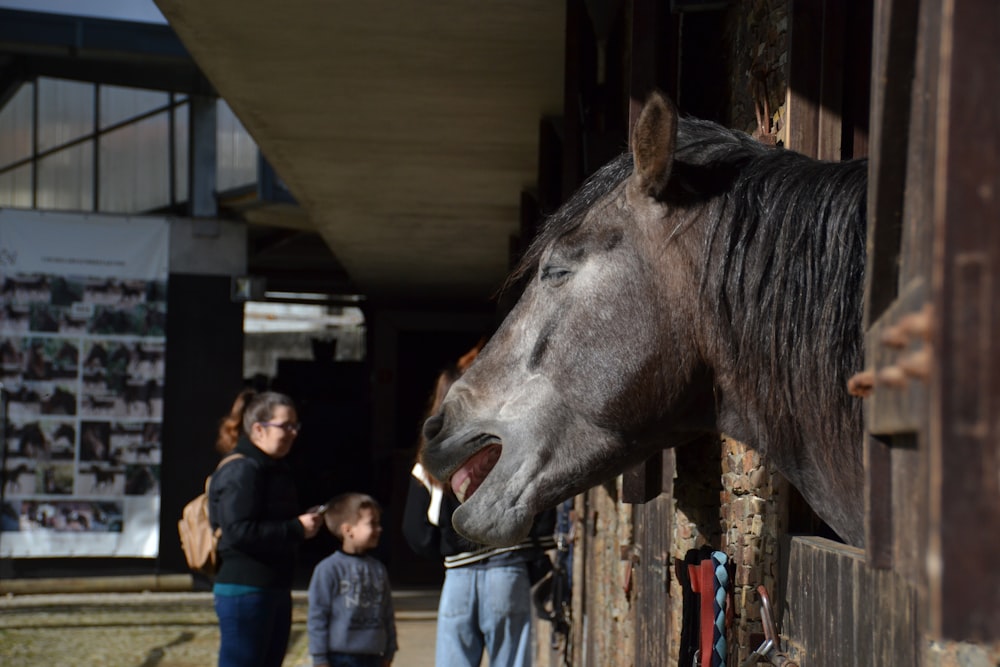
[456,477,471,503]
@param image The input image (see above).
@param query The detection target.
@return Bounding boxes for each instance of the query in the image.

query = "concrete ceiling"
[154,1,566,308]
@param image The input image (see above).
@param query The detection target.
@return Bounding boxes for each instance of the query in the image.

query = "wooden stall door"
[863,0,1000,644]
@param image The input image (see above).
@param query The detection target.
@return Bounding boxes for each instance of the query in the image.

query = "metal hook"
[739,586,799,667]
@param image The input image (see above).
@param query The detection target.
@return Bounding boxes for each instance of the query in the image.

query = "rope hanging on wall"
[676,548,733,667]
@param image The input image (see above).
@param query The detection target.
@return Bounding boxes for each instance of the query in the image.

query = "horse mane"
[703,132,867,463]
[507,115,867,466]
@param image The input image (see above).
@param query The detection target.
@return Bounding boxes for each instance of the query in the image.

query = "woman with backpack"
[208,389,323,667]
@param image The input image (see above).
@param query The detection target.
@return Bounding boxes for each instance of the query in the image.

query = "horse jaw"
[423,373,649,547]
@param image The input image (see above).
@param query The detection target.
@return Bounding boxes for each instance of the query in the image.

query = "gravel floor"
[0,590,438,667]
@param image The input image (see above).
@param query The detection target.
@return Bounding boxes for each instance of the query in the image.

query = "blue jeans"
[435,562,533,667]
[214,588,292,667]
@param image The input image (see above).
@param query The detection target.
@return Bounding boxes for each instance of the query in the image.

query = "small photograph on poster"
[123,378,163,419]
[124,342,165,418]
[7,385,43,420]
[82,278,145,307]
[29,303,62,333]
[88,305,138,336]
[59,304,91,335]
[78,462,126,496]
[146,279,168,305]
[49,276,85,308]
[124,464,160,496]
[80,340,127,416]
[2,459,35,495]
[127,341,166,379]
[0,336,25,373]
[0,274,51,307]
[23,337,78,381]
[19,500,124,532]
[81,341,164,418]
[135,302,167,337]
[35,461,75,495]
[0,302,31,333]
[110,422,161,464]
[80,421,112,462]
[5,419,76,460]
[38,382,78,417]
[1,501,19,531]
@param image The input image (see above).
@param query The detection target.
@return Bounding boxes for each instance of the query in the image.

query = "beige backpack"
[178,453,244,577]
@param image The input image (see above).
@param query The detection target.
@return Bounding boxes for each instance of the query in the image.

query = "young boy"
[307,493,397,667]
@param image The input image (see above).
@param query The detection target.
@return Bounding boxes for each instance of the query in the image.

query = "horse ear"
[630,91,678,197]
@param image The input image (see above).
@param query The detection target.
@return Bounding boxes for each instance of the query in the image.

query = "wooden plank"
[833,546,853,661]
[863,277,930,435]
[786,0,822,157]
[892,569,918,666]
[843,0,873,159]
[785,0,856,160]
[864,0,921,321]
[632,491,673,666]
[889,435,924,586]
[805,538,820,661]
[783,536,805,655]
[816,0,846,161]
[561,0,589,198]
[622,452,662,504]
[864,432,893,568]
[870,566,892,664]
[929,0,1000,641]
[853,551,874,664]
[784,537,872,665]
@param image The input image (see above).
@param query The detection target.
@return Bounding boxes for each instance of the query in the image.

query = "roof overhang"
[155,1,566,308]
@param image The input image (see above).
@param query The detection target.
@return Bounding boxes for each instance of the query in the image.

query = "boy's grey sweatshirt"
[307,550,397,664]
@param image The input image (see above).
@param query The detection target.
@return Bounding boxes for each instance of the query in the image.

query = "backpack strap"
[206,453,246,531]
[204,452,245,493]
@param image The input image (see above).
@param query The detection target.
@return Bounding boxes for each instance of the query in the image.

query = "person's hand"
[298,511,322,538]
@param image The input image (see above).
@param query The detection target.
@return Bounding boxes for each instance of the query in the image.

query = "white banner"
[0,210,168,558]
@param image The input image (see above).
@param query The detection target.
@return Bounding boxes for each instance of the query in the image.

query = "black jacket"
[208,437,305,588]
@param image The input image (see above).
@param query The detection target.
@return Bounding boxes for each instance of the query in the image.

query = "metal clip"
[740,638,773,667]
[740,586,799,667]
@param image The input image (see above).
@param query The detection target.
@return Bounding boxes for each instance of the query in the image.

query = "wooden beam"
[928,0,1000,641]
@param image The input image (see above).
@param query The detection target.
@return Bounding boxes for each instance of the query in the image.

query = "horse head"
[422,93,724,546]
[423,91,869,549]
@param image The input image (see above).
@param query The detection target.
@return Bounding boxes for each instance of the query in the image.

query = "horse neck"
[700,154,868,545]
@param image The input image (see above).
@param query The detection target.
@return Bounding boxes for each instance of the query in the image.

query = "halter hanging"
[678,548,732,667]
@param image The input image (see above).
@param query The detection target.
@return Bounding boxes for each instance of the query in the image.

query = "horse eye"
[540,266,571,284]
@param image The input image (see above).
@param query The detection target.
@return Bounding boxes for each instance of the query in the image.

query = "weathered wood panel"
[576,481,635,667]
[782,536,918,666]
[928,0,1000,642]
[632,452,674,667]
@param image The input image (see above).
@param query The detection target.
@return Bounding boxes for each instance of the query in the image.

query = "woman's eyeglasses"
[259,421,302,433]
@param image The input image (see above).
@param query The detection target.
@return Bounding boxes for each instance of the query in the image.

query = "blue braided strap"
[710,551,728,667]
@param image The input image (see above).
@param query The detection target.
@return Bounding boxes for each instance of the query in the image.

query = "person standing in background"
[307,492,397,667]
[209,389,323,667]
[403,344,555,667]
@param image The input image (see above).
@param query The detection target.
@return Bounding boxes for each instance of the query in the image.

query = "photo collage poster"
[0,211,169,557]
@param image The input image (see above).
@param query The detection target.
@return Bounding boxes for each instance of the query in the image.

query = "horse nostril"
[422,414,444,442]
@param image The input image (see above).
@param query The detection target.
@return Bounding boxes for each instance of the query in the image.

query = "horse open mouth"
[450,441,502,503]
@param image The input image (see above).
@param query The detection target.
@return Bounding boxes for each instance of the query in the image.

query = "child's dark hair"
[323,492,381,540]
